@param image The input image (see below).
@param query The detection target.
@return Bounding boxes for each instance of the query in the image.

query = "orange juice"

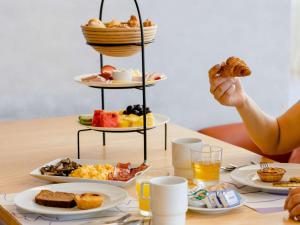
[192,161,221,183]
[136,181,151,216]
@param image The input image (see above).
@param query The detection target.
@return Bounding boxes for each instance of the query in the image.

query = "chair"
[198,123,300,163]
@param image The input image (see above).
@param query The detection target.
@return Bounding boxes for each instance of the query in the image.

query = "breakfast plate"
[30,158,151,187]
[74,73,167,88]
[230,163,300,194]
[83,113,169,132]
[14,182,127,216]
[188,197,246,214]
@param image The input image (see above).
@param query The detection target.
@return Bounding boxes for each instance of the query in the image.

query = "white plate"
[231,163,300,194]
[14,182,127,216]
[83,113,169,132]
[74,73,167,88]
[30,158,150,187]
[188,198,246,214]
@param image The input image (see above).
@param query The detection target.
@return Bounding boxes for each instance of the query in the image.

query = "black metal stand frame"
[77,0,167,162]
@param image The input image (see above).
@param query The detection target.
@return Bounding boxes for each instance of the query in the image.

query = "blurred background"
[0,0,298,130]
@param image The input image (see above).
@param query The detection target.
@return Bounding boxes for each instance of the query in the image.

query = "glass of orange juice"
[136,169,170,216]
[190,144,222,186]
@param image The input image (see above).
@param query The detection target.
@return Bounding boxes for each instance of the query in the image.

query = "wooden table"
[0,116,297,225]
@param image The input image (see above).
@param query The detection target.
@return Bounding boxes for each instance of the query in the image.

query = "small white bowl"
[112,70,132,82]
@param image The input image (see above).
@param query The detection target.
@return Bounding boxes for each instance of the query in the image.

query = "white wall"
[0,0,290,130]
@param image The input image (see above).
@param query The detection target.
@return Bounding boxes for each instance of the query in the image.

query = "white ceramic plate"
[231,163,300,194]
[14,182,127,216]
[83,113,169,132]
[30,158,150,187]
[74,73,167,88]
[188,198,246,214]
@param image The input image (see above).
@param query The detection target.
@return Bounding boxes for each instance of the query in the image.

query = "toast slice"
[35,190,76,208]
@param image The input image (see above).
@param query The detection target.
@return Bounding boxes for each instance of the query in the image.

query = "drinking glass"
[135,168,170,216]
[190,144,222,186]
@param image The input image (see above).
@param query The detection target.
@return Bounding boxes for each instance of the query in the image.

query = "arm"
[237,96,300,155]
[209,65,300,155]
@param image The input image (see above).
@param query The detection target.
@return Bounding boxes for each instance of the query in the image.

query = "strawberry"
[101,65,116,74]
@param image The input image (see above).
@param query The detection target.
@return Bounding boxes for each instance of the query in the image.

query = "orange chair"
[198,123,300,163]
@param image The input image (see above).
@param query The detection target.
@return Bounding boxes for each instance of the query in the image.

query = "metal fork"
[260,162,269,169]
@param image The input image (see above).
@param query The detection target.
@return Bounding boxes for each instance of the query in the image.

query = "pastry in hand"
[75,193,103,210]
[128,15,139,27]
[210,57,251,78]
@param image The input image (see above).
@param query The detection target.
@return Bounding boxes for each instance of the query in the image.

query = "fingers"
[285,188,300,210]
[286,193,300,211]
[210,77,229,92]
[219,84,236,103]
[208,64,221,80]
[211,80,235,100]
[289,203,300,218]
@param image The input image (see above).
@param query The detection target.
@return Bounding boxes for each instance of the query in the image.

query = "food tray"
[30,158,151,187]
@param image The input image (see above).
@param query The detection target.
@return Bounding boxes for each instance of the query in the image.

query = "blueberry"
[126,105,133,113]
[132,110,139,115]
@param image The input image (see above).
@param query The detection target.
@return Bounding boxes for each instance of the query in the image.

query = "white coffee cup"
[112,69,132,82]
[139,176,188,225]
[172,138,202,179]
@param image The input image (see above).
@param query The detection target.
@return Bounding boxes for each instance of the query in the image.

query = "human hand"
[284,187,300,221]
[208,64,247,108]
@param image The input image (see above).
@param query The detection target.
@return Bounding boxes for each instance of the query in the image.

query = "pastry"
[35,190,76,208]
[106,19,121,28]
[85,16,155,29]
[128,15,139,27]
[75,193,103,210]
[143,19,154,27]
[210,57,251,78]
[87,18,106,28]
[257,167,286,182]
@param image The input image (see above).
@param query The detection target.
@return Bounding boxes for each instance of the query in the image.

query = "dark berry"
[126,105,133,113]
[132,110,139,115]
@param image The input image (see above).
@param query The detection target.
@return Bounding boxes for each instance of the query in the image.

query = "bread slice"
[35,190,76,208]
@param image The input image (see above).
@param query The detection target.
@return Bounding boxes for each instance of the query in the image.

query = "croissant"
[128,15,139,27]
[143,19,154,27]
[218,57,251,77]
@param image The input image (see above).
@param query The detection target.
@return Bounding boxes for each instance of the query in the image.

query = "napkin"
[0,193,140,225]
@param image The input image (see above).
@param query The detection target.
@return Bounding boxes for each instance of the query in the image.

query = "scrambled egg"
[69,164,114,180]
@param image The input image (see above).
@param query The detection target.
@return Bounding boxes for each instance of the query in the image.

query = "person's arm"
[208,65,300,155]
[237,96,300,155]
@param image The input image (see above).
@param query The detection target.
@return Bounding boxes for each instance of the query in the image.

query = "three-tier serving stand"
[76,0,168,163]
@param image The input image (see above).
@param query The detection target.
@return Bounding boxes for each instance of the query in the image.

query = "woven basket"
[81,25,157,57]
